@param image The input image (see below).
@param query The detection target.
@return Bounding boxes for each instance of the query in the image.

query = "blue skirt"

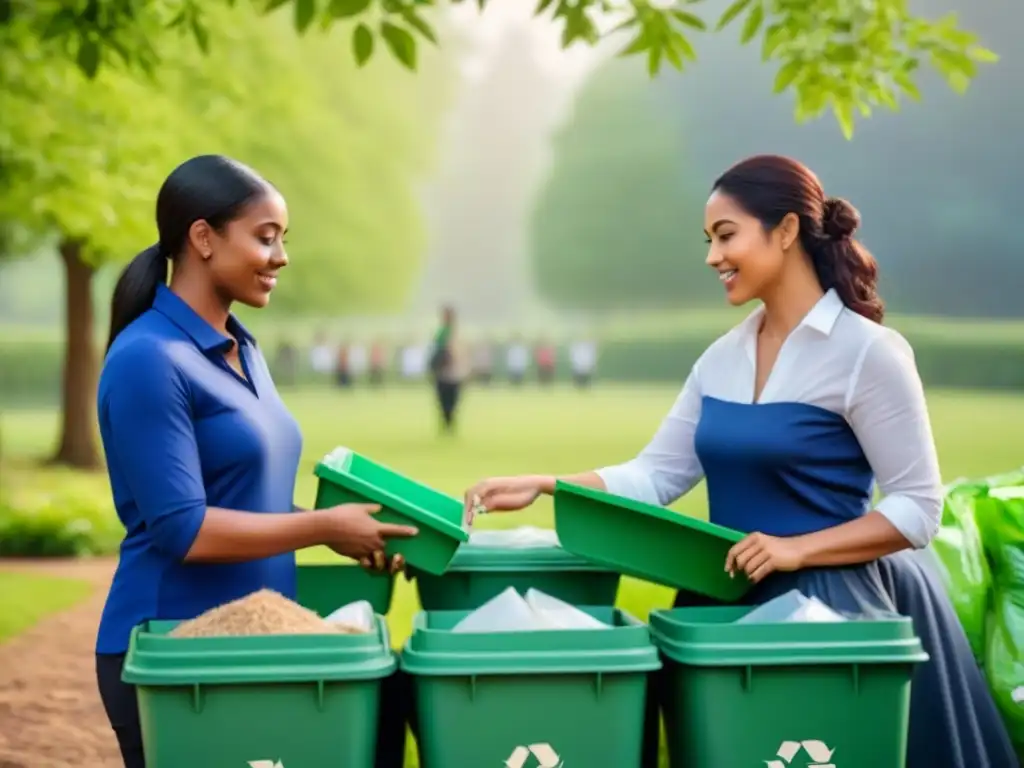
[643,549,1017,768]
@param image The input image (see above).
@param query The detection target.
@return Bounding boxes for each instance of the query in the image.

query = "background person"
[463,155,1016,768]
[93,155,417,768]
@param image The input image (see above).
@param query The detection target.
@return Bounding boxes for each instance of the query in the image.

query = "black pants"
[96,654,419,768]
[434,380,460,431]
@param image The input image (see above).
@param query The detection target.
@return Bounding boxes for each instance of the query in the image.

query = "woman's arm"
[798,330,943,566]
[588,368,705,506]
[524,369,705,503]
[103,345,329,563]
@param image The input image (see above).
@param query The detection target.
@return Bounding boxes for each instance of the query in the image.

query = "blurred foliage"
[0,488,121,556]
[1,0,997,137]
[532,60,704,311]
[0,2,453,312]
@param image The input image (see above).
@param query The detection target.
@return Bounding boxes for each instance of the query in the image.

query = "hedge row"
[3,330,1024,406]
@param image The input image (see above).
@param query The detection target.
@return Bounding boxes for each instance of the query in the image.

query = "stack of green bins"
[313,449,469,576]
[402,606,661,766]
[122,613,396,767]
[412,537,621,610]
[648,605,929,768]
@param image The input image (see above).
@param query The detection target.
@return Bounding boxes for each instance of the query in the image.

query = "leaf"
[380,20,417,69]
[263,0,292,13]
[671,10,706,31]
[772,59,801,92]
[190,16,210,54]
[969,46,999,63]
[893,71,921,101]
[739,3,763,44]
[716,0,752,31]
[664,39,684,70]
[401,8,437,44]
[352,22,374,65]
[674,32,697,62]
[760,23,786,61]
[76,37,101,78]
[294,0,317,33]
[832,97,855,140]
[620,29,650,57]
[534,0,556,15]
[329,0,372,18]
[647,44,663,76]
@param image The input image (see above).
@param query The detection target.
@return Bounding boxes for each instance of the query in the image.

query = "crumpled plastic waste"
[321,446,353,471]
[324,599,375,634]
[736,589,847,624]
[468,526,560,549]
[451,587,610,633]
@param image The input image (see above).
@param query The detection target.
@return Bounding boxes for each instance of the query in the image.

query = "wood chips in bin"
[169,589,370,638]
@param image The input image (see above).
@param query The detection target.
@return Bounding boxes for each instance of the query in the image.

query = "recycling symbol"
[765,740,836,768]
[505,743,563,768]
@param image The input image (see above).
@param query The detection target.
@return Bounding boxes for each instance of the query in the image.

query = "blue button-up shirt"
[96,285,303,654]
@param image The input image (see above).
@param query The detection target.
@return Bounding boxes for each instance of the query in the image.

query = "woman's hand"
[725,532,806,584]
[463,475,549,525]
[318,504,417,575]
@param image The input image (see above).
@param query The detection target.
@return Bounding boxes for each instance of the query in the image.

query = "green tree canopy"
[3,0,998,136]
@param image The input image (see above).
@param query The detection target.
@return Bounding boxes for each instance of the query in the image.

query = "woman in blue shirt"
[95,155,417,768]
[463,155,1015,768]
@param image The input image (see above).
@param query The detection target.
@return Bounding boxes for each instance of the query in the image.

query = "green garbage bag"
[980,490,1024,756]
[930,483,992,661]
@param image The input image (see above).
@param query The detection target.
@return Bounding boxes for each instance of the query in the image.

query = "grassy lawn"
[0,571,93,643]
[3,384,1024,647]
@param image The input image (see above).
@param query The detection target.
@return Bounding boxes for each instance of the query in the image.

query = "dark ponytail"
[106,244,169,351]
[712,154,885,324]
[105,155,270,351]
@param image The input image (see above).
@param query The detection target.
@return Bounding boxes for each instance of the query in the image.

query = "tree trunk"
[49,239,102,470]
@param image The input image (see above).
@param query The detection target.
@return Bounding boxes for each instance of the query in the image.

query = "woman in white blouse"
[464,155,1015,768]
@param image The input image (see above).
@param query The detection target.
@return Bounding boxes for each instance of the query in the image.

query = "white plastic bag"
[525,588,610,630]
[468,526,561,549]
[451,587,611,633]
[321,446,353,471]
[452,588,550,633]
[325,599,375,634]
[736,589,847,624]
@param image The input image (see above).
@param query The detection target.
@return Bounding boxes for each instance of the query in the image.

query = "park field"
[3,383,1024,646]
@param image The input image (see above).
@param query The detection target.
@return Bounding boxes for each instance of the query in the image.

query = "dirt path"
[0,558,122,768]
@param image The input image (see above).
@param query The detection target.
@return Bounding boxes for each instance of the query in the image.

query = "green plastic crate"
[123,615,396,768]
[401,606,660,767]
[554,480,752,601]
[296,562,395,616]
[313,449,469,576]
[412,542,621,610]
[649,605,929,768]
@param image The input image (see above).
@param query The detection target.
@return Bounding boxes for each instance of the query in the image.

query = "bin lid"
[443,543,617,573]
[399,607,661,676]
[123,617,397,686]
[648,606,929,667]
[314,452,468,545]
[553,481,752,600]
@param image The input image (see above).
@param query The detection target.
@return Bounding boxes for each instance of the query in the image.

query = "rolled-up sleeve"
[595,366,705,506]
[102,343,207,559]
[846,330,943,548]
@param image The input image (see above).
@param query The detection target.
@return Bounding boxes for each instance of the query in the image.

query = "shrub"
[0,491,122,557]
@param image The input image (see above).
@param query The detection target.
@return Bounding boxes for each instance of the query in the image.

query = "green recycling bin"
[122,615,396,768]
[314,449,469,576]
[554,480,752,601]
[296,562,395,617]
[413,540,621,610]
[402,606,660,767]
[649,605,929,768]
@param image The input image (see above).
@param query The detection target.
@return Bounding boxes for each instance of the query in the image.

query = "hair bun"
[822,197,860,240]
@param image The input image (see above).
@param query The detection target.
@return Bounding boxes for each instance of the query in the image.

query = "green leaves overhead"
[3,0,1001,137]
